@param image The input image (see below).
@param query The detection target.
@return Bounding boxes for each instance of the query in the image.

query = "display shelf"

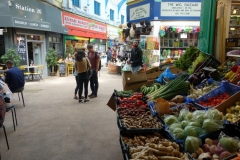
[161,47,187,49]
[225,47,240,49]
[229,25,240,27]
[231,14,240,16]
[227,54,240,58]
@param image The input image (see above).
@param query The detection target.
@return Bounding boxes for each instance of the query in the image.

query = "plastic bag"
[185,136,202,153]
[157,67,177,83]
[203,109,223,121]
[164,115,178,126]
[169,123,182,132]
[202,119,224,132]
[182,126,202,137]
[219,132,240,152]
[192,110,205,124]
[178,108,190,122]
[122,63,131,71]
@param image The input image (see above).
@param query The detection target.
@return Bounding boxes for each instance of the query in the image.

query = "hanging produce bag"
[157,67,177,83]
[122,63,131,71]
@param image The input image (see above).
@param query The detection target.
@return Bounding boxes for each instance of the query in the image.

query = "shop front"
[126,0,201,69]
[61,11,107,55]
[0,0,67,75]
[64,35,88,56]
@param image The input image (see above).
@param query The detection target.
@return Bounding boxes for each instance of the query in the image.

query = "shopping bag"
[157,67,177,83]
[122,63,131,71]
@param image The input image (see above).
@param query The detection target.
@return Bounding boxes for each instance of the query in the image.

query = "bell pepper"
[224,70,234,79]
[230,65,239,72]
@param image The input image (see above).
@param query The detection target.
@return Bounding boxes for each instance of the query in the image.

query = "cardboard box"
[107,93,116,111]
[122,71,147,89]
[107,80,156,111]
[146,66,183,80]
[215,91,240,114]
[123,80,155,91]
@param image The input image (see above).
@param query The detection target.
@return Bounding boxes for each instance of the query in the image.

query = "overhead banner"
[129,3,150,21]
[160,2,201,17]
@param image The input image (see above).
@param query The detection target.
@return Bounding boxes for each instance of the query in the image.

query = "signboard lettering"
[15,3,42,14]
[17,34,27,65]
[12,17,51,31]
[130,3,150,21]
[161,2,201,17]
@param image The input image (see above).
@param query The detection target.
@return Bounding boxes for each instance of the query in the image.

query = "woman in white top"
[65,54,73,63]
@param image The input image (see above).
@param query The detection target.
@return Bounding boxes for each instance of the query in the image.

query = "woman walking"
[75,50,91,103]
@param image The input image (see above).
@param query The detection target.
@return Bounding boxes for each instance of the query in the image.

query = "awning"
[68,29,107,40]
[65,35,89,41]
[90,38,106,44]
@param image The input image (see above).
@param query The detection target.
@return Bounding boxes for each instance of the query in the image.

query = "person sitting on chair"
[5,60,25,92]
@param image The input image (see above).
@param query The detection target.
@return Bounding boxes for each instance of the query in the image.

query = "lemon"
[226,108,232,113]
[235,105,240,111]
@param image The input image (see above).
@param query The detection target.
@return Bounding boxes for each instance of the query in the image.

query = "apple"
[202,144,210,152]
[219,151,231,160]
[215,146,225,156]
[210,145,217,155]
[213,140,219,145]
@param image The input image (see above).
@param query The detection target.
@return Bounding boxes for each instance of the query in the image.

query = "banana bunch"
[140,83,161,95]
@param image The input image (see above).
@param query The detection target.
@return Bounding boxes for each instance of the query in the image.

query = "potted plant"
[46,48,58,76]
[1,48,21,67]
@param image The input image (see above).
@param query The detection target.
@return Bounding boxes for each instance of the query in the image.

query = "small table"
[24,66,39,81]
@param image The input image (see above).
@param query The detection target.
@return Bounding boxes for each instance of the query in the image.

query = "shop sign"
[11,0,46,21]
[63,15,89,29]
[130,3,150,21]
[160,2,201,17]
[12,17,51,31]
[89,24,106,33]
[62,12,106,33]
[16,34,27,65]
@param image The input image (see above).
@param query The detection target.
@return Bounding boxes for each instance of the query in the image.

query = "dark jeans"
[74,76,79,95]
[90,70,98,96]
[78,72,89,99]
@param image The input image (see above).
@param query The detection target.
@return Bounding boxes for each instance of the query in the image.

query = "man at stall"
[5,60,25,92]
[129,40,143,74]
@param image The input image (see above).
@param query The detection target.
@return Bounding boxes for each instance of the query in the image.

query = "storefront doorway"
[27,42,43,66]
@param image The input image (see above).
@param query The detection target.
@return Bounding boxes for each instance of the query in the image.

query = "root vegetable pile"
[117,108,151,117]
[122,133,189,160]
[120,115,163,129]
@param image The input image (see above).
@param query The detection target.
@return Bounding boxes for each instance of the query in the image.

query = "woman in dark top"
[75,50,91,103]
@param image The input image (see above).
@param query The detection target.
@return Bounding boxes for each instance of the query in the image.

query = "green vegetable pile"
[116,90,134,97]
[164,109,224,141]
[174,46,200,71]
[140,83,161,95]
[146,75,189,101]
[188,52,208,74]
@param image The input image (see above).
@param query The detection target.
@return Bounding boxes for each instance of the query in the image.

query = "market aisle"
[0,67,123,160]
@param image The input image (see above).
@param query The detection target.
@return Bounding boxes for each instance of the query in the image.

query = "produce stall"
[109,73,240,159]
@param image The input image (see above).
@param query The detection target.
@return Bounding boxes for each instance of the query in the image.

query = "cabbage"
[220,137,239,152]
[185,113,193,121]
[185,136,201,153]
[188,121,201,128]
[178,109,190,122]
[199,129,207,135]
[192,110,205,124]
[181,120,189,129]
[202,119,224,132]
[169,123,182,132]
[182,126,201,137]
[203,109,223,120]
[164,115,178,126]
[172,128,184,140]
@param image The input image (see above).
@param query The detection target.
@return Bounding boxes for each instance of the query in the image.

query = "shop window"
[110,9,114,21]
[94,1,100,15]
[27,35,44,41]
[72,0,80,7]
[49,36,62,54]
[121,15,124,24]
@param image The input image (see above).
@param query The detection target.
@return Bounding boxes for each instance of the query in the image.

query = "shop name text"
[15,3,42,14]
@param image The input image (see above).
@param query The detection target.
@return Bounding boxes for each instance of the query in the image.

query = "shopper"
[87,44,100,98]
[106,47,112,67]
[5,60,25,92]
[65,54,73,63]
[129,40,143,74]
[75,50,91,103]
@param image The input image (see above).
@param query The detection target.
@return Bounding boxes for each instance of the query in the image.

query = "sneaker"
[89,95,97,99]
[88,93,93,97]
[84,99,90,102]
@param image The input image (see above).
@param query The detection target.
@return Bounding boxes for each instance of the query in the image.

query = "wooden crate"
[108,63,120,74]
